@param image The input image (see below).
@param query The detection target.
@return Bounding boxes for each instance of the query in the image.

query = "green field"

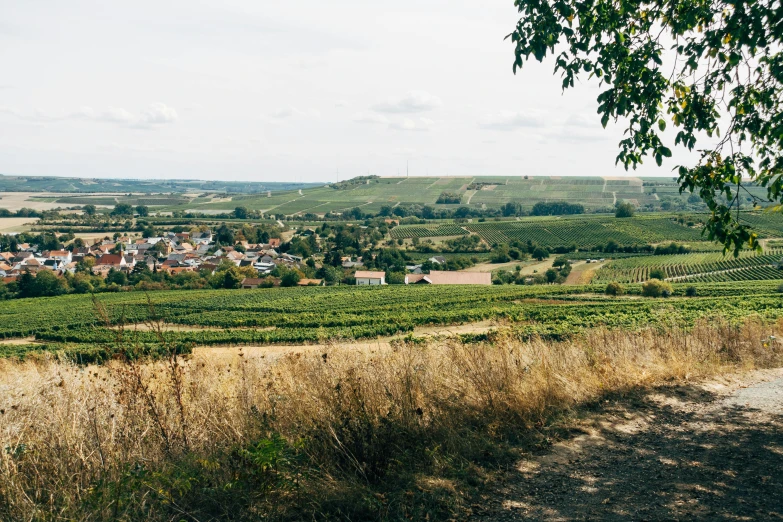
[4,174,775,217]
[2,281,782,361]
[166,176,773,216]
[391,212,783,249]
[592,250,783,283]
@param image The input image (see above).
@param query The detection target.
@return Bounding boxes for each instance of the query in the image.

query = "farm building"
[354,270,386,286]
[405,271,491,285]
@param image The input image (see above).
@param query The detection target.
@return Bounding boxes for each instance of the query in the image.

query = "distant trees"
[233,206,248,219]
[615,202,635,218]
[82,204,97,216]
[16,270,67,298]
[135,205,149,217]
[501,202,524,217]
[111,204,134,217]
[436,192,462,204]
[532,246,549,261]
[531,201,584,216]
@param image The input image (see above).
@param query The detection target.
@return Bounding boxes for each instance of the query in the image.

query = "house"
[46,250,72,264]
[428,256,447,265]
[268,238,281,248]
[405,271,491,285]
[192,231,213,244]
[95,254,126,268]
[241,278,265,289]
[354,270,386,286]
[406,264,423,274]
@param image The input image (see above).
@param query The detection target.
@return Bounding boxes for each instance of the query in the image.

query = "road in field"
[473,368,783,521]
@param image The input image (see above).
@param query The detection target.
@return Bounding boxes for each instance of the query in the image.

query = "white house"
[354,270,386,286]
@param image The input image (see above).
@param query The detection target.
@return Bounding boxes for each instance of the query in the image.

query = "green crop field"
[2,281,782,361]
[164,175,756,216]
[592,249,783,283]
[386,212,783,249]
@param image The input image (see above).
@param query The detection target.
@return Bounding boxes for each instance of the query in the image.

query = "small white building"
[354,270,386,286]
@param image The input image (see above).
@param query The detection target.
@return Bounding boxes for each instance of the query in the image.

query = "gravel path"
[472,369,783,521]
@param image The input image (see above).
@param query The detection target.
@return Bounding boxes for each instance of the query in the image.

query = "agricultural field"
[2,281,782,361]
[390,224,469,239]
[592,249,783,283]
[0,217,39,233]
[164,175,734,216]
[387,212,783,250]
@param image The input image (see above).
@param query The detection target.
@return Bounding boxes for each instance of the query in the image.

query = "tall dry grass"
[1,318,782,521]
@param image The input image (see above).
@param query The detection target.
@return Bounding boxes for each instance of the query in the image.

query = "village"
[0,228,491,293]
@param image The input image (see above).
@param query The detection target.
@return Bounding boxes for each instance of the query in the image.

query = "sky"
[0,0,686,182]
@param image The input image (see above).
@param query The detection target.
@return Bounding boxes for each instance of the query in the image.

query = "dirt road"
[473,369,783,521]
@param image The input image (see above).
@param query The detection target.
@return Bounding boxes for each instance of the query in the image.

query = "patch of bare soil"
[472,368,783,521]
[0,337,37,345]
[565,261,606,285]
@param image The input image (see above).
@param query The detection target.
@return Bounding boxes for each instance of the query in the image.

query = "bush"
[685,285,697,297]
[777,283,783,293]
[649,268,666,280]
[615,202,635,218]
[605,282,625,296]
[642,278,673,297]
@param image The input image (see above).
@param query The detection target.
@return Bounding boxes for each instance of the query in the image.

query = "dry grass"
[1,318,782,521]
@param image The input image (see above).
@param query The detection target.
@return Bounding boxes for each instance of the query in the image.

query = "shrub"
[685,285,697,297]
[615,201,635,218]
[642,278,673,297]
[649,268,666,280]
[605,282,625,296]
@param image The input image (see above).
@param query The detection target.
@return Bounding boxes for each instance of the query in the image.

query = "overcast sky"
[0,1,684,182]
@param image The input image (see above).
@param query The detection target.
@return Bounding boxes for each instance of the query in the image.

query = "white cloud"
[353,112,390,125]
[372,91,442,114]
[269,106,320,121]
[100,107,137,125]
[334,100,349,108]
[390,117,434,132]
[565,113,600,129]
[138,103,178,126]
[0,103,178,129]
[479,111,544,130]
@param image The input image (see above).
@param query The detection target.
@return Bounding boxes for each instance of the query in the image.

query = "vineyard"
[591,250,783,283]
[2,281,783,361]
[390,224,468,239]
[385,212,783,249]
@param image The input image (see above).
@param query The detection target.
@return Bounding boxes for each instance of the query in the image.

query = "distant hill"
[0,174,321,194]
[177,175,769,216]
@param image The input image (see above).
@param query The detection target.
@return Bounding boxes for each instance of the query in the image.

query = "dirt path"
[474,368,783,521]
[564,261,605,285]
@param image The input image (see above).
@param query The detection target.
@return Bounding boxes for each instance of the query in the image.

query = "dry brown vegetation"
[1,318,782,521]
